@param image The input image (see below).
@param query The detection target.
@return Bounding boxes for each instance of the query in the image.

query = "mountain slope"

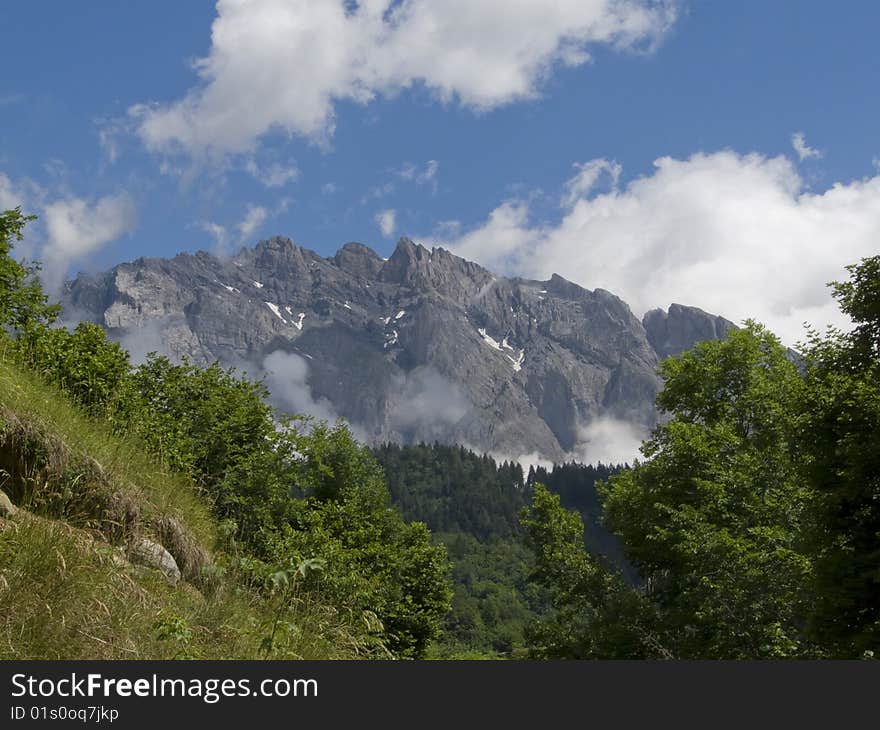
[64,237,735,461]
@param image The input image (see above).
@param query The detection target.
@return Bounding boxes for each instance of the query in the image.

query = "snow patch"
[343,301,352,310]
[292,312,305,331]
[380,316,391,325]
[265,302,286,322]
[395,309,406,320]
[507,349,525,372]
[253,280,264,289]
[384,330,398,348]
[479,328,524,371]
[477,328,504,352]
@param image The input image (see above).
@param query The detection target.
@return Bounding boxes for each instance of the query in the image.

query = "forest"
[1,206,878,659]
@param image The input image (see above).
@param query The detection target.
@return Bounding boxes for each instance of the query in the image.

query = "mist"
[389,367,471,441]
[572,417,648,466]
[261,350,340,424]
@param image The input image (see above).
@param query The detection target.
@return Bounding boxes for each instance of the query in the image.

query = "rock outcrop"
[129,538,181,585]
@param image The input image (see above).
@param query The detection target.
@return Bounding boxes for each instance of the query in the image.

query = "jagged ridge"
[63,237,735,461]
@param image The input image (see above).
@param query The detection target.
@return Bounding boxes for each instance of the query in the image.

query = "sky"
[2,0,879,345]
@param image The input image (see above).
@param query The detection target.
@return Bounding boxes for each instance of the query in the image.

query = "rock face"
[63,237,735,461]
[643,303,737,360]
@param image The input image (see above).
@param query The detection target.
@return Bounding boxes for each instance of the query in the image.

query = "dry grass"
[0,515,371,659]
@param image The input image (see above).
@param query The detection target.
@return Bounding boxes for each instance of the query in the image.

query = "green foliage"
[526,461,631,578]
[376,442,527,540]
[125,355,276,482]
[15,322,131,416]
[601,324,813,658]
[374,443,630,655]
[434,532,538,655]
[801,256,880,656]
[272,424,453,658]
[521,485,658,658]
[0,208,60,331]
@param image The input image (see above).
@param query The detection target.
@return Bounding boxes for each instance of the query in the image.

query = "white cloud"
[364,160,440,205]
[390,368,470,437]
[562,158,621,207]
[574,417,647,465]
[133,0,677,157]
[1,171,137,290]
[0,173,36,262]
[244,158,299,187]
[42,193,137,291]
[487,449,556,474]
[791,132,823,162]
[236,204,268,242]
[201,199,288,254]
[97,118,128,166]
[262,350,340,423]
[398,159,439,186]
[0,172,24,210]
[445,150,880,346]
[199,220,229,253]
[375,208,396,238]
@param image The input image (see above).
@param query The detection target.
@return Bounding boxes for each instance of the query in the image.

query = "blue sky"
[2,1,879,343]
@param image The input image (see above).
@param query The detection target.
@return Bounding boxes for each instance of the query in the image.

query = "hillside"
[0,351,370,659]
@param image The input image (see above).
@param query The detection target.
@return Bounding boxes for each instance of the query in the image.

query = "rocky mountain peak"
[642,303,737,360]
[379,237,495,303]
[62,236,735,463]
[333,242,384,279]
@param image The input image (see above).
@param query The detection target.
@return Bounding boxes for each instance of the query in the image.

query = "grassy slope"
[0,355,369,660]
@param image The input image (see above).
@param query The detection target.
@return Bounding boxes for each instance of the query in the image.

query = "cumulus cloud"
[41,193,137,292]
[445,150,880,346]
[375,208,396,238]
[133,0,677,157]
[791,131,823,161]
[2,172,136,281]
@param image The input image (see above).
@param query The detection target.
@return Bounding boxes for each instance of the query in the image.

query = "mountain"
[62,236,735,461]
